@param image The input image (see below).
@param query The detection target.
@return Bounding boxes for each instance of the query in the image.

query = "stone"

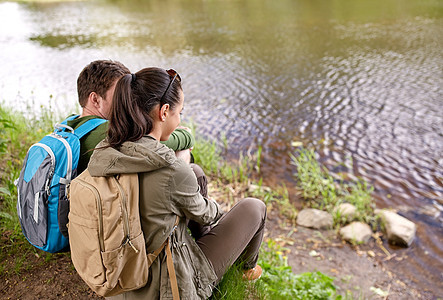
[296,208,333,229]
[248,184,271,193]
[340,222,373,244]
[334,203,357,220]
[376,209,416,247]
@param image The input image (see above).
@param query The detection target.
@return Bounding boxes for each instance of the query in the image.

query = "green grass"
[291,148,376,228]
[210,262,264,300]
[211,238,343,300]
[192,135,254,186]
[257,239,341,300]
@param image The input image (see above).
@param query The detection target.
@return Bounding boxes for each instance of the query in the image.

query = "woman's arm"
[170,161,223,225]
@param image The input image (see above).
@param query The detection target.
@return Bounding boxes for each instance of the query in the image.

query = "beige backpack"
[67,170,180,299]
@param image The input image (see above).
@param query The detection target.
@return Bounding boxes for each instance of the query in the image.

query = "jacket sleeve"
[161,128,195,151]
[170,161,223,225]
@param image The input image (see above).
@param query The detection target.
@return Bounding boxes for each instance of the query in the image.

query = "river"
[0,0,442,295]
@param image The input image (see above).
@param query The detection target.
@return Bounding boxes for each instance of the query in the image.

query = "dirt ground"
[266,209,439,300]
[0,197,440,300]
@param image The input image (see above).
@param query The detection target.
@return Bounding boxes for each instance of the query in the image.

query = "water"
[1,0,442,294]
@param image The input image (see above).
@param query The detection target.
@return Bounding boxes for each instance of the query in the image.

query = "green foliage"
[257,239,341,299]
[342,179,376,225]
[212,238,342,300]
[255,145,262,174]
[291,148,375,227]
[192,136,257,186]
[191,137,221,175]
[248,180,297,223]
[211,262,265,300]
[290,148,340,210]
[0,118,15,155]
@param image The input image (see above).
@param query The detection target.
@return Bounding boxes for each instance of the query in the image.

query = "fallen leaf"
[309,250,320,257]
[370,287,389,297]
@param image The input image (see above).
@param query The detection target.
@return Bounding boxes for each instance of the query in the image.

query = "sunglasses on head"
[160,69,181,105]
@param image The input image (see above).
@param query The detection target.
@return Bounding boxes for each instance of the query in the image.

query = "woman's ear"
[159,104,170,121]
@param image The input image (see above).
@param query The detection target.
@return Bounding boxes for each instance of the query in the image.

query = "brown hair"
[77,60,130,107]
[107,67,182,149]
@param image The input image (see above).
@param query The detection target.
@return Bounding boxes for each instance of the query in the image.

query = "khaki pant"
[190,164,267,283]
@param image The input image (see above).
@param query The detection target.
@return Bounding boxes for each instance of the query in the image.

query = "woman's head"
[107,67,183,148]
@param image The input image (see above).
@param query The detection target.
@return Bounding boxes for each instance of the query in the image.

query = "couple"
[72,60,266,299]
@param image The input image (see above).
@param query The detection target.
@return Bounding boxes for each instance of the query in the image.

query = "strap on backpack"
[147,216,180,300]
[73,118,107,139]
[58,115,107,139]
[61,115,80,124]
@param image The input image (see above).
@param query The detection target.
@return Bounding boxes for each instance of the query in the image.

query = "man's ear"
[88,92,100,108]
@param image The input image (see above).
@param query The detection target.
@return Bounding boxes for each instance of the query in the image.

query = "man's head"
[77,60,130,119]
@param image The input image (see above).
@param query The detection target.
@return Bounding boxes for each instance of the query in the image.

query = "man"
[67,60,194,174]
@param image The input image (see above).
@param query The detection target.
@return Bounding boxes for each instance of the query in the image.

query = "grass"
[192,136,253,186]
[191,133,297,222]
[257,239,341,299]
[290,148,377,228]
[0,104,349,299]
[211,238,343,300]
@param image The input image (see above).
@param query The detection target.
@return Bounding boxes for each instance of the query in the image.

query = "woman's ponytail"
[107,73,153,148]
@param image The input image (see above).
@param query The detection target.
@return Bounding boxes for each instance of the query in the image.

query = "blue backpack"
[15,115,107,253]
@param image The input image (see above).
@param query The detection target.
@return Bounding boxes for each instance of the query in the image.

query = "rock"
[296,208,333,229]
[334,203,357,220]
[340,222,373,244]
[248,184,271,193]
[376,209,416,247]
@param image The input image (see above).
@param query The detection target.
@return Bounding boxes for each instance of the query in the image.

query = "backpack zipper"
[74,178,105,252]
[112,176,139,253]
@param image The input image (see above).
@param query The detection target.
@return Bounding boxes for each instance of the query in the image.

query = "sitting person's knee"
[190,163,205,178]
[241,197,266,219]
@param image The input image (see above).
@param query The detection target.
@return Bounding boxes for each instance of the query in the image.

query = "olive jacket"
[88,136,223,300]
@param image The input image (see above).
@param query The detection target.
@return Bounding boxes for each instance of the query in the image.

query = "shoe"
[242,265,263,281]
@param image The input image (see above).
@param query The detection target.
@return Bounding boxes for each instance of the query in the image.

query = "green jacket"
[88,136,223,300]
[66,115,195,174]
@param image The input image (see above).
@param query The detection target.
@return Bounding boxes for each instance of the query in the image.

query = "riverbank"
[208,177,435,299]
[0,105,438,299]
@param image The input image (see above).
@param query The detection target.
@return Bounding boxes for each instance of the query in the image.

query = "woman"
[87,68,266,299]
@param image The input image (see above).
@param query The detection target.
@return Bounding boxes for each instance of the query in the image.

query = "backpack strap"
[74,118,107,139]
[147,216,180,300]
[61,114,80,125]
[59,115,107,139]
[165,236,180,300]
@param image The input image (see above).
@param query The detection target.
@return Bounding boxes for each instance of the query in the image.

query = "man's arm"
[161,127,195,151]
